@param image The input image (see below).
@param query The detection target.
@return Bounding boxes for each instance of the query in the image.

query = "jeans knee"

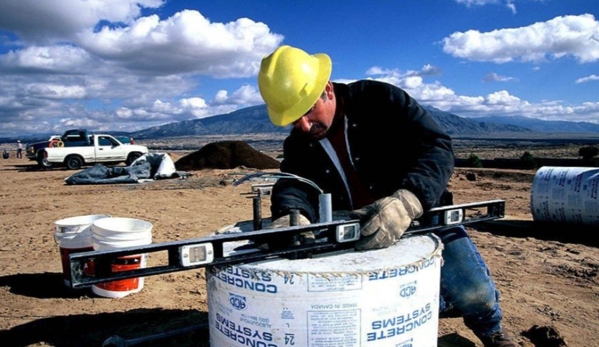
[455,282,497,313]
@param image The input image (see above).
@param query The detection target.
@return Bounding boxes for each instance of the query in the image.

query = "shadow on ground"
[0,272,86,299]
[0,308,209,347]
[472,220,598,248]
[1,162,76,172]
[0,273,210,346]
[1,311,517,347]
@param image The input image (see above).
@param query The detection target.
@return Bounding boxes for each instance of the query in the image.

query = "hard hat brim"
[267,53,332,127]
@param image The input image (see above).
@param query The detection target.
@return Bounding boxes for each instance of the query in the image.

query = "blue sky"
[0,0,598,137]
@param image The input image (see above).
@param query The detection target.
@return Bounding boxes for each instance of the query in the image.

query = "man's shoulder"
[344,80,405,99]
[348,79,396,89]
[341,80,406,106]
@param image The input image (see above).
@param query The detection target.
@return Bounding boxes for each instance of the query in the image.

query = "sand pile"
[175,141,281,170]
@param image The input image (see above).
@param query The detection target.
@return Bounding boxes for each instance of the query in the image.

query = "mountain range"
[131,105,288,138]
[472,115,599,133]
[131,104,567,139]
[129,104,599,139]
[5,105,599,144]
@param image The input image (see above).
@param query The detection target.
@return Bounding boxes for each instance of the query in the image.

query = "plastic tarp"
[64,153,190,185]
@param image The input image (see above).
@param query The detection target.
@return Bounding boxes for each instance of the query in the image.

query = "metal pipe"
[290,209,299,226]
[252,196,262,230]
[102,323,208,347]
[318,193,332,223]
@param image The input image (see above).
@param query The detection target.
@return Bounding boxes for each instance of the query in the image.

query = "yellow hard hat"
[258,45,332,126]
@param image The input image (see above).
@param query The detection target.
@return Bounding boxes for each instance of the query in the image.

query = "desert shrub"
[467,153,483,168]
[520,151,537,169]
[578,146,599,160]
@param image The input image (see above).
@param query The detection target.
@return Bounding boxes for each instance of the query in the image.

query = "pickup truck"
[26,129,134,162]
[39,134,149,170]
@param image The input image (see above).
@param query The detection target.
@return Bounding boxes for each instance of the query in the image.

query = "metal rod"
[102,323,208,347]
[252,196,262,230]
[290,209,299,226]
[319,193,332,222]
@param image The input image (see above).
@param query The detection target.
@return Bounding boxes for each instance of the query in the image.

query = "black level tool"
[68,199,505,289]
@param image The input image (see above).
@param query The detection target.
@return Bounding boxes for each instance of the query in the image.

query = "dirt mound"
[167,152,183,162]
[175,141,280,170]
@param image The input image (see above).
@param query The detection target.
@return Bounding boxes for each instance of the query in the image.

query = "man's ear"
[324,81,334,100]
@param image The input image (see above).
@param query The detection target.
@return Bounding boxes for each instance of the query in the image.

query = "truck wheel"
[65,155,83,170]
[126,152,142,166]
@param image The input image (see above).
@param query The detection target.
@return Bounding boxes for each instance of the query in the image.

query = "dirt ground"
[0,145,598,347]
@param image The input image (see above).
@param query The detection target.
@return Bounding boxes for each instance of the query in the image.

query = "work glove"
[350,189,423,250]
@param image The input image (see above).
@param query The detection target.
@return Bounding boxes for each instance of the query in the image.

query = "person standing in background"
[16,140,23,159]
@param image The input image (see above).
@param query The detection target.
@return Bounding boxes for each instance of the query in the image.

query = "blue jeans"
[433,225,503,339]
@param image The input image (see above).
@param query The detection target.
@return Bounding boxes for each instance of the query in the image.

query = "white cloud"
[365,68,456,103]
[442,14,599,63]
[506,1,516,14]
[420,64,442,76]
[212,90,230,104]
[483,72,517,82]
[404,76,424,90]
[116,108,134,119]
[486,90,523,105]
[226,85,264,105]
[366,64,441,78]
[211,85,262,106]
[0,0,165,43]
[76,10,283,77]
[455,0,517,13]
[180,97,207,109]
[113,95,212,125]
[576,74,599,84]
[0,45,92,73]
[25,84,87,99]
[59,116,102,130]
[365,69,599,124]
[0,2,284,136]
[365,66,388,75]
[87,84,263,132]
[455,0,500,6]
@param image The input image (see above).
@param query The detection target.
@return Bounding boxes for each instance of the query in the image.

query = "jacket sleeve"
[394,90,455,210]
[270,180,319,222]
[270,134,320,222]
[346,80,454,210]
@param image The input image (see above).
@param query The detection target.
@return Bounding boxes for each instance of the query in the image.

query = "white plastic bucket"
[91,217,153,298]
[207,233,443,347]
[531,166,599,226]
[54,214,111,287]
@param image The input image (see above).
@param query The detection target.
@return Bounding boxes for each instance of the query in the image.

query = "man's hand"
[268,214,311,229]
[349,189,423,250]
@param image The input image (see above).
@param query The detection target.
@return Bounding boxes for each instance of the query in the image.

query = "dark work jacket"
[270,80,455,222]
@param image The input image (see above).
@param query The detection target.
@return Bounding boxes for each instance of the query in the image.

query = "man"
[16,140,23,159]
[257,45,517,347]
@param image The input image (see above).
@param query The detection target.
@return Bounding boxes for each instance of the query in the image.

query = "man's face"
[292,83,335,140]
